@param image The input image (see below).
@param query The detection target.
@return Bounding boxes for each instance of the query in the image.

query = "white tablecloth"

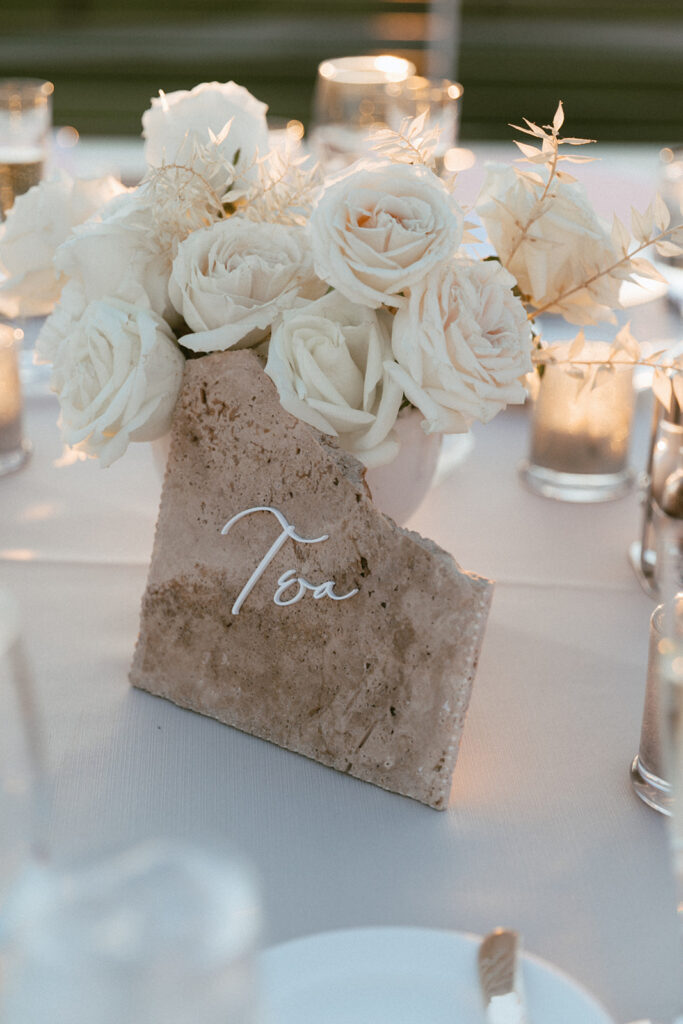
[1,142,682,1023]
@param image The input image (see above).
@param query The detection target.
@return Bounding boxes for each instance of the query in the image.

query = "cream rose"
[477,164,622,325]
[309,160,464,310]
[265,291,403,468]
[0,174,125,318]
[35,279,87,369]
[55,189,177,326]
[51,298,184,466]
[142,81,269,180]
[169,217,326,352]
[388,259,532,433]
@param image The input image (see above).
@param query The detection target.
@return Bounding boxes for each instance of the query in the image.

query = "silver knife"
[477,929,530,1024]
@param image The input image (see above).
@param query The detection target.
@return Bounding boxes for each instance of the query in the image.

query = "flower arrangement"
[1,82,681,468]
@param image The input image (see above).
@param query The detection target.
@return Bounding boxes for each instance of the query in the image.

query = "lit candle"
[310,55,416,173]
[522,341,635,502]
[0,325,30,475]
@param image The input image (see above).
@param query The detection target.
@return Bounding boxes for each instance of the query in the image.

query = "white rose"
[142,81,269,180]
[52,298,184,467]
[169,217,326,352]
[309,160,464,310]
[0,174,125,318]
[477,164,622,325]
[265,291,403,468]
[388,259,532,433]
[56,189,177,326]
[35,279,87,369]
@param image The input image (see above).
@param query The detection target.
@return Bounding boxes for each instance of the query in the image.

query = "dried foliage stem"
[504,142,561,266]
[145,161,227,217]
[369,110,440,170]
[528,225,678,321]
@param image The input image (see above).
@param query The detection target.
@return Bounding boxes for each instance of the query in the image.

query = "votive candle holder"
[0,324,31,476]
[520,342,635,502]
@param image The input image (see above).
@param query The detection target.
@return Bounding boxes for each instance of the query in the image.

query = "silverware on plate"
[477,928,530,1024]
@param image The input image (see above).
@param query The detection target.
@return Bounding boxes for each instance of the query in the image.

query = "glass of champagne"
[0,79,53,220]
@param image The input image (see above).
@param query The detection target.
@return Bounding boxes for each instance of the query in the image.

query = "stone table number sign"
[131,352,492,809]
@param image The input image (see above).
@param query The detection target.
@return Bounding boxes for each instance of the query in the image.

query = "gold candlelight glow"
[318,55,415,86]
[0,79,52,218]
[0,325,30,475]
[522,341,635,502]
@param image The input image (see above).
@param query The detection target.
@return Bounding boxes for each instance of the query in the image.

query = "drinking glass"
[656,146,683,312]
[519,342,636,502]
[0,323,31,476]
[631,603,674,814]
[1,842,262,1024]
[1,588,262,1023]
[309,54,416,174]
[655,596,683,1019]
[0,79,53,219]
[0,587,49,902]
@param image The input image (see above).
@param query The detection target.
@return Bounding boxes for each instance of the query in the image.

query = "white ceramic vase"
[364,407,442,524]
[151,407,446,526]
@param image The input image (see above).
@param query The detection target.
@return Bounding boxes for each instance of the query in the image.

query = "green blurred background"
[1,0,682,142]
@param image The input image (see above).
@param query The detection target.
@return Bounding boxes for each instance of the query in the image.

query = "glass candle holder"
[0,324,31,476]
[520,343,635,502]
[652,419,683,504]
[309,55,416,174]
[0,79,53,219]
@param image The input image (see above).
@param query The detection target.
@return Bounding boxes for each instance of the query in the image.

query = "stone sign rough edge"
[130,351,493,810]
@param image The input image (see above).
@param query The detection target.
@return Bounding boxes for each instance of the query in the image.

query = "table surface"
[2,141,683,1024]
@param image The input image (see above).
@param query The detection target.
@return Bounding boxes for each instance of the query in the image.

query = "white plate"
[260,926,615,1024]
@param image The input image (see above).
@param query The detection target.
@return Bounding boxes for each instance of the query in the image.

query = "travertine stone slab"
[130,351,493,809]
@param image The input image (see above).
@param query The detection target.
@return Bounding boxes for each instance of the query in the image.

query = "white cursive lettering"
[221,506,359,615]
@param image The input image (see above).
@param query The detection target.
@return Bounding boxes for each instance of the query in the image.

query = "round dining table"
[1,140,682,1023]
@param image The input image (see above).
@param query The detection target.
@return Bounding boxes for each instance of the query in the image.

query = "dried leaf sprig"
[226,147,323,227]
[509,102,683,320]
[532,325,683,405]
[142,130,236,255]
[369,109,441,171]
[500,100,595,270]
[530,195,683,320]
